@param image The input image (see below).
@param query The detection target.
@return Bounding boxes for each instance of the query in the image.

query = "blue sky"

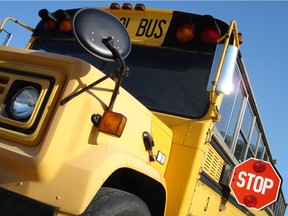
[1,1,288,213]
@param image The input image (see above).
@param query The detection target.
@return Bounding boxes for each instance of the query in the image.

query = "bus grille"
[0,75,9,98]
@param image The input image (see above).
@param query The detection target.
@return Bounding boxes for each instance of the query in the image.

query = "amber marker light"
[122,3,133,10]
[238,32,243,44]
[135,3,145,11]
[60,19,72,32]
[97,111,127,137]
[176,24,196,43]
[110,3,120,9]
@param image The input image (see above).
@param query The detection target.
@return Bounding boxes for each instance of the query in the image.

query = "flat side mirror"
[73,7,131,61]
[207,43,238,95]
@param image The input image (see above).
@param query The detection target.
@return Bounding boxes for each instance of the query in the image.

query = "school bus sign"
[229,158,282,210]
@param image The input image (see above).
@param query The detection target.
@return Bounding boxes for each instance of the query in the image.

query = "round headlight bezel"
[8,86,40,121]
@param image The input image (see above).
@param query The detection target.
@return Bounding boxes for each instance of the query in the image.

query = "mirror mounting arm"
[102,36,127,72]
[102,36,129,111]
[60,37,129,107]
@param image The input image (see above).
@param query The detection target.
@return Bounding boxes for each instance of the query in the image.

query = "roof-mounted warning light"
[176,24,196,43]
[200,15,221,44]
[38,9,58,32]
[38,8,72,33]
[55,10,72,32]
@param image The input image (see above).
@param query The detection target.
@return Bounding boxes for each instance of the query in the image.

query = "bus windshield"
[31,39,214,118]
[115,45,213,118]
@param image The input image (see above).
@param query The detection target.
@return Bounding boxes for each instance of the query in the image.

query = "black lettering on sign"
[155,19,166,38]
[120,17,130,28]
[136,19,148,36]
[136,18,167,38]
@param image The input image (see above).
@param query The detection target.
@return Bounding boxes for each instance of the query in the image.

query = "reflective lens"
[10,87,39,120]
[200,26,220,44]
[253,160,266,173]
[176,24,196,43]
[244,194,257,207]
[60,19,72,32]
[44,19,58,32]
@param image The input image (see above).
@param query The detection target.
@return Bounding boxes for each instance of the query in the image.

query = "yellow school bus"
[0,2,286,216]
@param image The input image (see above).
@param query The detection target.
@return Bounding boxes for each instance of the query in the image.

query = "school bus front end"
[0,45,171,215]
[0,3,286,216]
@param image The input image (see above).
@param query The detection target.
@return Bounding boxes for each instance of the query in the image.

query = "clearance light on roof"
[109,3,145,11]
[176,24,196,43]
[135,3,145,11]
[110,3,121,9]
[122,3,133,10]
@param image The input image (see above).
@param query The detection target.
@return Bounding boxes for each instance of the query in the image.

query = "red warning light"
[253,160,266,173]
[200,26,220,44]
[44,19,58,32]
[229,158,282,210]
[244,194,257,207]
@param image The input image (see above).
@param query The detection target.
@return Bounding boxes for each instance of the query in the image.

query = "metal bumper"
[0,188,58,216]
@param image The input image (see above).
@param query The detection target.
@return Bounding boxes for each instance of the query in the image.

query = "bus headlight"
[9,86,39,120]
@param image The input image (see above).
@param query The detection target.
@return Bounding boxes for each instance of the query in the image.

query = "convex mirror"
[73,7,131,61]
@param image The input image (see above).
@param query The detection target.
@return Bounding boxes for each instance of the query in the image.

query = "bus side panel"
[190,181,244,216]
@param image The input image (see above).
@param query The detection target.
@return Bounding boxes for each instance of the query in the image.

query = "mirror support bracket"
[102,36,129,111]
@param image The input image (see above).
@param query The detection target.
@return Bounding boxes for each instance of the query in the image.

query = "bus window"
[216,68,240,140]
[246,148,253,159]
[250,122,260,154]
[216,67,245,149]
[256,138,264,159]
[241,103,253,139]
[263,152,269,161]
[227,80,245,149]
[234,132,246,161]
[234,102,254,161]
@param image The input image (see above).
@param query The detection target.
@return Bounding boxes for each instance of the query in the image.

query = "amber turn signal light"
[97,111,127,137]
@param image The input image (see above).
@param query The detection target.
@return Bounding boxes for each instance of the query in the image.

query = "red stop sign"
[229,158,282,210]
